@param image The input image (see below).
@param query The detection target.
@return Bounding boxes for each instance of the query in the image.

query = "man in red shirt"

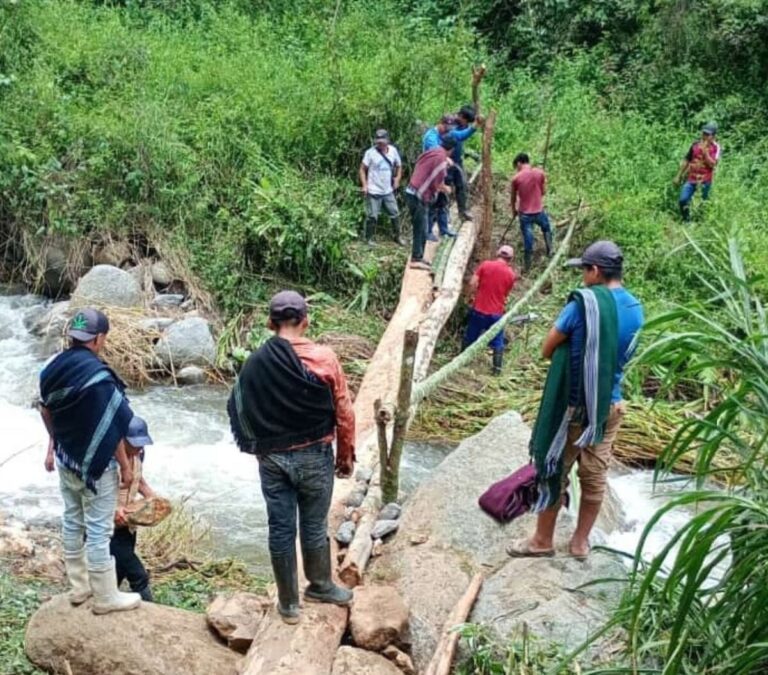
[463,245,518,375]
[674,122,721,222]
[510,153,552,272]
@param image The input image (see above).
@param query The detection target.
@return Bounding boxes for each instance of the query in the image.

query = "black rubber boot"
[270,552,301,624]
[543,231,553,256]
[363,217,376,246]
[492,350,503,376]
[524,250,532,273]
[302,540,353,606]
[138,586,154,603]
[392,218,405,246]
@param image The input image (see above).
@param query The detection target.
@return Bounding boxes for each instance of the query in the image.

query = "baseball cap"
[374,129,389,142]
[457,105,476,123]
[701,122,718,135]
[269,290,308,322]
[566,240,624,270]
[497,245,514,259]
[68,308,110,341]
[126,415,153,447]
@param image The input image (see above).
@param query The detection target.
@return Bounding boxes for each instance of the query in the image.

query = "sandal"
[506,538,555,558]
[568,543,591,562]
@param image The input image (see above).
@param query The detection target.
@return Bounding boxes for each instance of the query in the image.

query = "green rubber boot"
[303,540,353,606]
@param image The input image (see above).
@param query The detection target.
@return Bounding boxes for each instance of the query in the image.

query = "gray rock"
[29,301,70,339]
[345,490,366,508]
[335,520,356,545]
[176,366,206,385]
[355,467,374,483]
[151,294,185,308]
[180,298,196,311]
[125,263,148,291]
[379,503,402,521]
[72,265,142,308]
[371,519,399,540]
[154,317,216,368]
[151,261,173,287]
[93,241,132,268]
[138,317,175,332]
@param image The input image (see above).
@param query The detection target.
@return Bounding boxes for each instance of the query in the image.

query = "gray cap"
[374,128,389,141]
[269,290,308,322]
[126,415,153,447]
[566,240,624,270]
[701,122,718,135]
[68,308,110,341]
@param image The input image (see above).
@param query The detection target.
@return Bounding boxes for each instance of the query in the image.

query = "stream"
[0,292,691,573]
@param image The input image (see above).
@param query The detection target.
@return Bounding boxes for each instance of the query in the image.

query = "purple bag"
[478,463,538,522]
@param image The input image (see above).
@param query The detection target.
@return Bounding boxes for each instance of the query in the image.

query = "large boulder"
[154,317,216,368]
[371,412,625,669]
[206,591,271,653]
[93,240,133,268]
[72,264,143,308]
[28,300,71,341]
[331,647,402,675]
[41,237,92,298]
[350,585,409,651]
[25,594,241,675]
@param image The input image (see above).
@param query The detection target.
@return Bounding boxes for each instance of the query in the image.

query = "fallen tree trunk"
[25,594,241,675]
[423,573,484,675]
[477,110,497,262]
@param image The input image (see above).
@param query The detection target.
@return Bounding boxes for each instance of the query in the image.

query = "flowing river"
[0,292,691,573]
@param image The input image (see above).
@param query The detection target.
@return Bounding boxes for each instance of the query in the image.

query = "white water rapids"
[0,292,692,572]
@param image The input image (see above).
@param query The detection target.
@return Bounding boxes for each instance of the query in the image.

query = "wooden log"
[338,484,382,587]
[477,109,497,262]
[422,573,484,675]
[471,64,487,116]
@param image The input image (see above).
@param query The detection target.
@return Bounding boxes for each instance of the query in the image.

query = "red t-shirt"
[686,141,721,184]
[512,166,546,214]
[473,259,517,315]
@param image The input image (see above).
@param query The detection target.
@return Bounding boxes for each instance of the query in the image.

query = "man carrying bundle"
[508,242,643,560]
[228,291,355,624]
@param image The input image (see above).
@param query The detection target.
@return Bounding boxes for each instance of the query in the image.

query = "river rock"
[151,261,173,287]
[25,594,241,675]
[93,240,132,268]
[382,645,416,675]
[350,585,409,651]
[71,264,143,308]
[371,412,625,669]
[176,365,207,385]
[206,591,271,653]
[29,300,70,339]
[41,238,92,298]
[356,467,374,483]
[346,490,366,508]
[379,503,402,521]
[336,520,356,545]
[332,646,402,675]
[371,519,399,540]
[154,317,216,368]
[152,293,185,309]
[138,317,175,332]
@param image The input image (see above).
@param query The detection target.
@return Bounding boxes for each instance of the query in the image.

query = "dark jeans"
[519,212,552,253]
[110,527,150,593]
[463,308,505,350]
[449,164,468,215]
[428,192,451,235]
[406,191,428,261]
[258,442,334,557]
[679,181,711,222]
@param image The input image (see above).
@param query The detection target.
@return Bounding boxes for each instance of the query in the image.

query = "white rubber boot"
[64,548,92,606]
[89,558,141,615]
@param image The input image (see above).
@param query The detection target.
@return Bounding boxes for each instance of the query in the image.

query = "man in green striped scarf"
[508,241,644,560]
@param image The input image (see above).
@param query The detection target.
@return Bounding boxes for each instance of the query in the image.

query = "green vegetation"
[0,572,47,675]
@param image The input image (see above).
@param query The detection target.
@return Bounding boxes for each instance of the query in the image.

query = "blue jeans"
[428,192,450,235]
[463,309,505,351]
[258,442,334,557]
[59,462,119,571]
[679,181,711,221]
[519,212,552,254]
[406,191,428,261]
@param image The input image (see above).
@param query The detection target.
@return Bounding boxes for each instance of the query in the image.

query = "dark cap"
[566,240,624,270]
[374,128,389,141]
[457,105,476,123]
[126,415,153,447]
[440,135,457,151]
[701,122,718,135]
[269,290,308,322]
[68,308,110,341]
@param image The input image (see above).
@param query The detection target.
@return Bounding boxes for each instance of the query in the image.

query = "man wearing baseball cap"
[509,241,644,560]
[40,308,141,614]
[359,128,404,246]
[463,245,518,375]
[228,290,355,624]
[674,122,721,222]
[422,114,460,240]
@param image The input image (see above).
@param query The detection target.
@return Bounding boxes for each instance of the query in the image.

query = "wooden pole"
[471,65,487,115]
[423,573,484,675]
[380,329,418,504]
[478,109,497,261]
[541,115,554,170]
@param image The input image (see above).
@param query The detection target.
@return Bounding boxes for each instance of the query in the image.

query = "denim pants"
[428,192,451,235]
[519,212,552,253]
[59,462,119,570]
[679,181,711,221]
[258,442,334,557]
[463,309,505,350]
[110,527,150,593]
[449,164,468,214]
[406,191,428,261]
[364,192,399,231]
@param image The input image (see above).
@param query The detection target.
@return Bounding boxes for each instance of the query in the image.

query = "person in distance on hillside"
[422,114,458,240]
[674,122,721,222]
[40,308,141,615]
[227,291,355,624]
[444,105,484,222]
[510,152,553,272]
[508,241,644,560]
[404,136,456,271]
[463,245,518,375]
[359,129,404,246]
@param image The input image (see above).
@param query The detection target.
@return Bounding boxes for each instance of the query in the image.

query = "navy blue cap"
[68,308,110,341]
[126,416,153,448]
